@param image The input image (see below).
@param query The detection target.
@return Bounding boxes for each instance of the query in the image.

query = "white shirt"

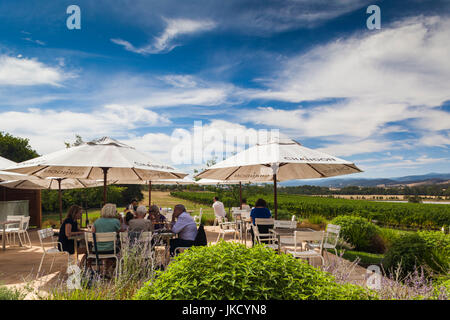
[212,201,226,217]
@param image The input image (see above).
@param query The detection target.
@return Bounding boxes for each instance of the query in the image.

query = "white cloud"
[251,16,450,106]
[0,105,170,154]
[362,155,448,170]
[317,139,395,157]
[0,55,67,86]
[241,16,450,154]
[111,18,216,54]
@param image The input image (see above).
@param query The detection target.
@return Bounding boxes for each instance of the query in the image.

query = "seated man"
[169,204,198,256]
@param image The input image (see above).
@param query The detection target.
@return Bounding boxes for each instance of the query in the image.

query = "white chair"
[274,220,297,229]
[291,215,296,222]
[85,232,119,278]
[17,216,32,247]
[254,218,276,247]
[216,221,239,242]
[251,224,278,250]
[4,216,24,246]
[37,228,70,277]
[193,208,203,226]
[286,231,325,266]
[213,215,228,227]
[306,224,341,259]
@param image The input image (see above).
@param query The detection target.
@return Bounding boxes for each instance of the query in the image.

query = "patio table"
[269,227,315,253]
[152,229,176,266]
[0,221,15,251]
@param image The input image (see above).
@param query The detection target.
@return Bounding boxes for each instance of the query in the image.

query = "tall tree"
[0,132,39,162]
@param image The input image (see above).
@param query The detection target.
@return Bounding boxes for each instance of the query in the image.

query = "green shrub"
[331,215,382,253]
[276,209,292,220]
[0,286,26,300]
[383,233,446,278]
[378,228,408,250]
[308,215,327,225]
[134,241,376,300]
[417,230,450,271]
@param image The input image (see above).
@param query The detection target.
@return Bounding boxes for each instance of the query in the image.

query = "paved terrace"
[0,227,370,298]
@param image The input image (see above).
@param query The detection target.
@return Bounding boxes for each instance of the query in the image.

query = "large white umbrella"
[3,137,188,205]
[195,136,362,218]
[0,178,104,224]
[0,156,41,181]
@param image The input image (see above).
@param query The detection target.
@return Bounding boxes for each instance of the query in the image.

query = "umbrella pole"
[102,167,109,206]
[58,179,62,224]
[239,181,242,209]
[273,174,278,220]
[148,180,152,207]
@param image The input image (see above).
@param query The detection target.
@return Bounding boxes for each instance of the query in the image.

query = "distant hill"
[280,173,450,188]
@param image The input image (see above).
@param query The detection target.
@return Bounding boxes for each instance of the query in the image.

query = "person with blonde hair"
[91,203,122,253]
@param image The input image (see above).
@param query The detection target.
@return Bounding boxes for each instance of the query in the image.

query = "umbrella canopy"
[109,176,197,185]
[0,177,105,224]
[0,177,103,190]
[3,137,188,205]
[195,136,362,218]
[0,156,41,181]
[4,137,187,180]
[196,178,245,185]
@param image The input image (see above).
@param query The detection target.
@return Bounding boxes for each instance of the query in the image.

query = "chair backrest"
[37,228,55,248]
[255,218,275,226]
[240,211,250,219]
[219,221,235,231]
[274,220,297,229]
[20,216,30,231]
[140,231,152,242]
[85,232,117,255]
[291,215,296,222]
[325,224,341,245]
[119,231,128,246]
[6,215,23,228]
[293,231,325,252]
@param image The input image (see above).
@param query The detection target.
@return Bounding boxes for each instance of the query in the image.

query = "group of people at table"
[57,196,274,268]
[57,200,199,266]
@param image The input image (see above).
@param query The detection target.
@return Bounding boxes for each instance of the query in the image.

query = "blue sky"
[0,0,449,179]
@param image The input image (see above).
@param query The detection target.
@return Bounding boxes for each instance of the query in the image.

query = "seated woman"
[58,205,86,264]
[148,205,166,230]
[249,198,272,245]
[169,204,197,256]
[128,205,153,233]
[91,203,122,253]
[90,203,122,276]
